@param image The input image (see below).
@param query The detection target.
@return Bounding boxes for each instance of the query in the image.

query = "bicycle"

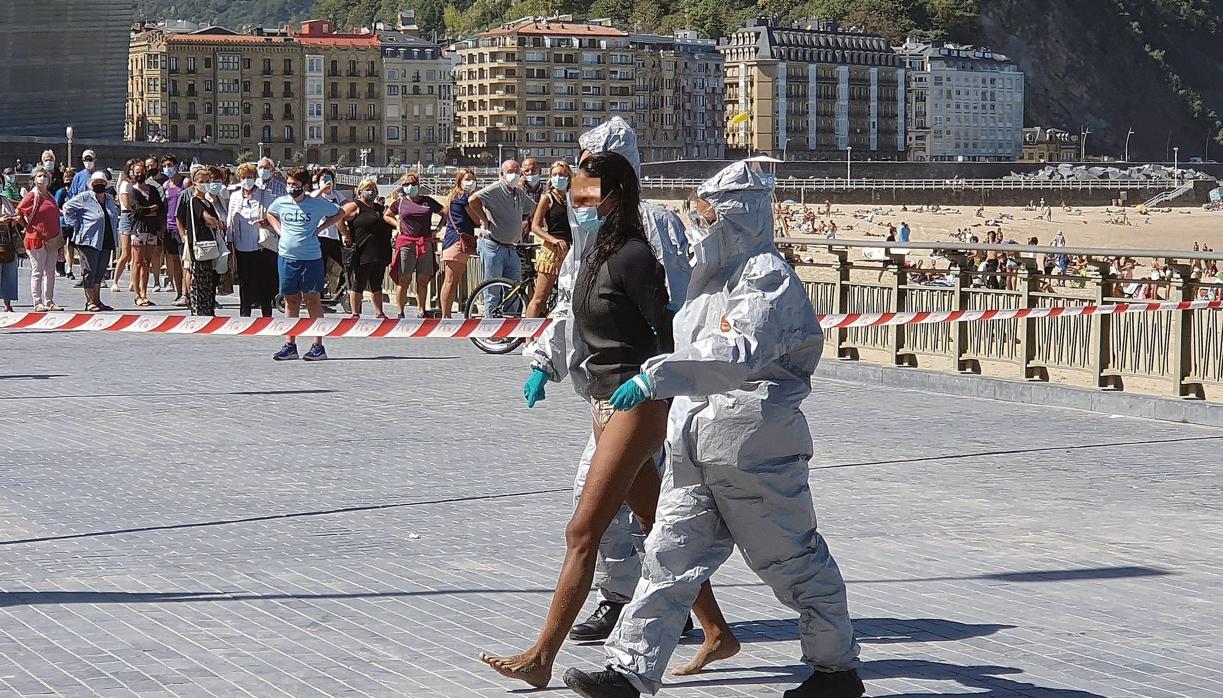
[465,244,557,354]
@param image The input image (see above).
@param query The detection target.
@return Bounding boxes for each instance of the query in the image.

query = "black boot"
[562,668,640,698]
[570,601,624,641]
[783,669,865,698]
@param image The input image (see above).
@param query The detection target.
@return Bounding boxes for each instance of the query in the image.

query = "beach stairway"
[1142,181,1194,207]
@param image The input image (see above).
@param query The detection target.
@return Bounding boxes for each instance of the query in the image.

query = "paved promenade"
[0,325,1220,697]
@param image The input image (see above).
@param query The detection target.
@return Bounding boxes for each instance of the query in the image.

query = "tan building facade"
[128,21,387,165]
[378,30,453,167]
[1022,127,1080,163]
[720,18,904,160]
[455,17,725,163]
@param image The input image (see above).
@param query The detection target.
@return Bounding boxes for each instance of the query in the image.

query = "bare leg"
[304,293,324,347]
[395,283,408,317]
[371,290,385,317]
[415,275,433,316]
[348,290,362,316]
[284,293,301,345]
[526,272,556,318]
[479,401,670,688]
[440,259,465,318]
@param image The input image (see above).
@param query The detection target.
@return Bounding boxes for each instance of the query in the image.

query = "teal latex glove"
[524,369,548,408]
[609,373,652,411]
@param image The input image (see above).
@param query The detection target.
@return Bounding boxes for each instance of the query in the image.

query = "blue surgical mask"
[403,185,420,197]
[257,167,271,181]
[573,205,605,234]
[525,174,540,186]
[208,182,224,194]
[551,175,569,191]
[162,166,176,178]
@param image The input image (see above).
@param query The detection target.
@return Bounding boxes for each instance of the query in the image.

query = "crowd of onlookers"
[0,149,580,361]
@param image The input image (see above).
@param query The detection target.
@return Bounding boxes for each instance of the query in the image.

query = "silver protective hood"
[691,160,777,260]
[577,117,641,176]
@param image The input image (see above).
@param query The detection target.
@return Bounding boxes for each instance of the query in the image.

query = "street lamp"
[258,142,265,160]
[1124,129,1134,163]
[846,146,852,181]
[1173,146,1179,179]
[359,148,371,173]
[782,137,792,162]
[497,143,504,164]
[65,126,74,168]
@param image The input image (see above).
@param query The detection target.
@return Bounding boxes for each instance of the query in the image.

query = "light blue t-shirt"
[268,195,341,261]
[898,224,911,243]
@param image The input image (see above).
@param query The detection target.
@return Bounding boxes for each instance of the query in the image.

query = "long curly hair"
[578,151,645,299]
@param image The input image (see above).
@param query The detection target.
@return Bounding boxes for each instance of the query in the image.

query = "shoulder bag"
[188,197,221,262]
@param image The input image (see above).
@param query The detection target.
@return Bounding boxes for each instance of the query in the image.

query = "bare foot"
[671,634,742,676]
[479,650,553,689]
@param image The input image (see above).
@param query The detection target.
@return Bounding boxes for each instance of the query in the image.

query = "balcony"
[346,69,359,77]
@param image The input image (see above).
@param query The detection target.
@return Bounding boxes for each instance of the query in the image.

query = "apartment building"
[896,37,1024,162]
[720,17,904,160]
[377,30,453,166]
[127,21,385,165]
[629,31,726,161]
[455,17,631,162]
[1022,127,1080,163]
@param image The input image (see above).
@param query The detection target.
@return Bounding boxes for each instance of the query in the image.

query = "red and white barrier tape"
[817,298,1223,330]
[0,299,1219,338]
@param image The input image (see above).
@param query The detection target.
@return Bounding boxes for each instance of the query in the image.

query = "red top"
[17,191,61,251]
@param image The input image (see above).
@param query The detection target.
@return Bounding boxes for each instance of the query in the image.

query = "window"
[308,125,322,141]
[348,104,358,118]
[204,79,213,92]
[205,103,213,115]
[387,126,401,140]
[283,59,293,75]
[168,56,178,73]
[425,104,433,117]
[242,80,250,93]
[425,126,434,142]
[219,100,239,116]
[262,58,272,75]
[243,125,251,138]
[307,56,323,74]
[283,81,293,98]
[330,126,338,142]
[367,104,376,118]
[329,60,338,76]
[219,124,239,140]
[413,126,420,141]
[147,100,162,116]
[387,68,399,81]
[186,57,196,73]
[204,124,212,139]
[243,58,251,70]
[368,126,376,141]
[204,57,212,69]
[329,104,339,119]
[284,125,294,141]
[262,125,272,141]
[387,84,400,96]
[307,102,322,118]
[218,54,239,71]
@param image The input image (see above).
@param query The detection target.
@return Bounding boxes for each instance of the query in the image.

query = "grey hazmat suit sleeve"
[523,245,577,382]
[642,258,816,400]
[641,202,690,307]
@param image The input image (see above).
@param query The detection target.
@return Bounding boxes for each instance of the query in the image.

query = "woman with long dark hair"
[439,168,478,317]
[479,151,738,689]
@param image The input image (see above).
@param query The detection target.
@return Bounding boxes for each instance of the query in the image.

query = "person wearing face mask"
[563,162,863,698]
[125,160,164,307]
[55,168,78,281]
[266,167,349,361]
[339,179,393,318]
[62,171,121,312]
[142,156,169,292]
[523,118,699,649]
[0,178,22,312]
[110,159,140,294]
[176,167,227,317]
[525,161,573,318]
[225,163,278,317]
[0,169,21,203]
[159,156,187,305]
[39,150,64,196]
[384,172,443,318]
[68,150,99,199]
[520,157,544,204]
[438,168,478,317]
[466,160,535,312]
[480,151,736,691]
[255,158,287,197]
[310,167,348,299]
[16,169,64,311]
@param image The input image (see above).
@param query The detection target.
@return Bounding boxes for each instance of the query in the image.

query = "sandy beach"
[656,200,1223,254]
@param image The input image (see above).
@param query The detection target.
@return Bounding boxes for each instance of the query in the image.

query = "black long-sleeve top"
[574,237,670,400]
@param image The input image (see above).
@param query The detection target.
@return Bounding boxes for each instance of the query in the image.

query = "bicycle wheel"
[465,277,529,354]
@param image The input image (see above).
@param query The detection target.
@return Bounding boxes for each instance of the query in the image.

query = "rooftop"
[482,16,626,38]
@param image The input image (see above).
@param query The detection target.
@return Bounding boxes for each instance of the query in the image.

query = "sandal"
[85,303,103,312]
[98,304,114,312]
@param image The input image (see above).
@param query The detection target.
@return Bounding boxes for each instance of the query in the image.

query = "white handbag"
[187,198,221,262]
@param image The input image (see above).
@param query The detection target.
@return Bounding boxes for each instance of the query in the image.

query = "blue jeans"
[478,238,521,312]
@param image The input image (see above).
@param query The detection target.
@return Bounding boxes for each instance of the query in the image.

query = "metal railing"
[782,238,1223,401]
[636,177,1181,192]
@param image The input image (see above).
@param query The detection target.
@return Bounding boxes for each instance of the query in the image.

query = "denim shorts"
[278,257,325,297]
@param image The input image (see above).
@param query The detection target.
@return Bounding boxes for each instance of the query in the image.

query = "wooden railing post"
[1017,257,1040,380]
[945,254,973,373]
[1086,261,1113,389]
[1167,261,1199,399]
[889,252,908,366]
[831,249,851,359]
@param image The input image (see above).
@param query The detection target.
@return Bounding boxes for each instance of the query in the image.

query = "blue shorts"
[278,257,325,297]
